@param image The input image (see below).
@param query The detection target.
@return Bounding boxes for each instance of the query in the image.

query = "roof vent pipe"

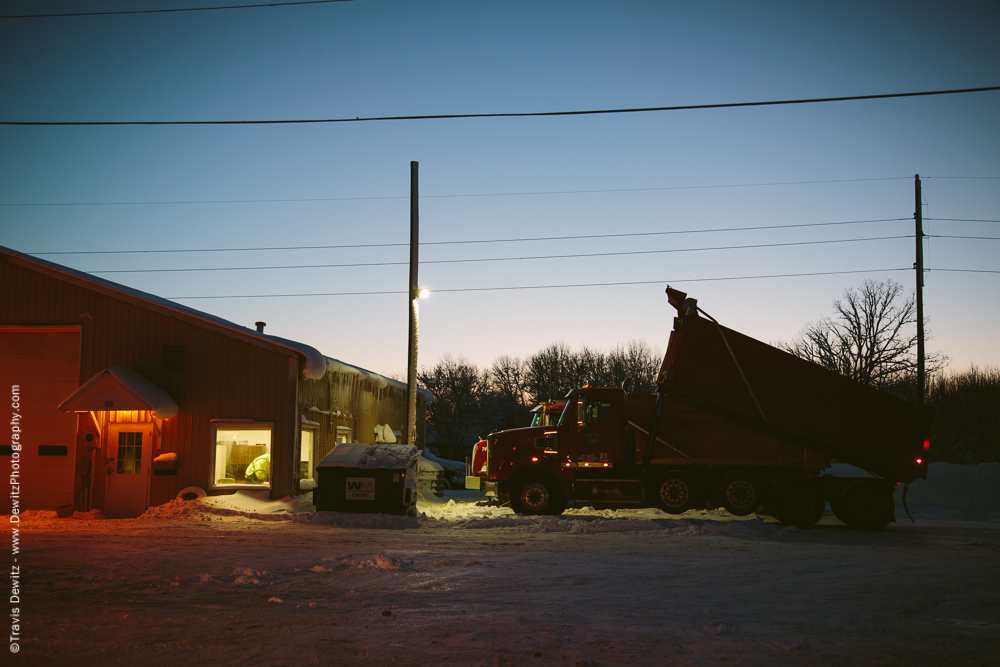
[255,321,266,333]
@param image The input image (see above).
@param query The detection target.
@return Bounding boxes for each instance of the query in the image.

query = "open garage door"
[0,326,81,513]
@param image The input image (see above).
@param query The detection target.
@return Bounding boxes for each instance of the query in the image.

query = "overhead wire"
[85,235,912,274]
[928,268,1000,274]
[165,268,913,300]
[925,218,1000,224]
[3,86,998,126]
[0,1,355,19]
[5,176,995,209]
[1,178,915,207]
[27,217,909,256]
[927,235,1000,240]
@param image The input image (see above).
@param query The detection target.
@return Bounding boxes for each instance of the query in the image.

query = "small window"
[211,422,273,489]
[584,399,611,425]
[300,429,315,481]
[117,433,143,473]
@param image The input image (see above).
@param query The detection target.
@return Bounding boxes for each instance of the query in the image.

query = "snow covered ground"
[3,464,999,666]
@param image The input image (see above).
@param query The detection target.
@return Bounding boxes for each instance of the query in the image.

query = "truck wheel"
[772,479,826,528]
[655,471,695,514]
[510,476,564,516]
[835,480,894,530]
[721,473,760,516]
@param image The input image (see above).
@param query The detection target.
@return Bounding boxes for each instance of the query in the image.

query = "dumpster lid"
[317,443,418,470]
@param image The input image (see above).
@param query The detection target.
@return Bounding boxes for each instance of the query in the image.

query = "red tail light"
[923,440,930,450]
[916,458,923,465]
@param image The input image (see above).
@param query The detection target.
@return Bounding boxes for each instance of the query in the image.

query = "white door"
[105,423,153,518]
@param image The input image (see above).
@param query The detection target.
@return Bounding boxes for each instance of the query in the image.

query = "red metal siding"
[1,255,302,508]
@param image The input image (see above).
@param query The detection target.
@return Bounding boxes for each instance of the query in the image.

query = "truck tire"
[721,472,760,516]
[510,475,564,516]
[771,479,826,528]
[833,480,894,530]
[654,471,696,514]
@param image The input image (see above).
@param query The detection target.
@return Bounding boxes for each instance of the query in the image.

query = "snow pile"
[901,462,1000,510]
[446,512,785,537]
[317,442,418,470]
[231,567,270,585]
[285,512,419,528]
[199,489,309,515]
[139,497,206,520]
[417,494,787,536]
[16,508,105,522]
[373,423,397,443]
[829,462,1000,512]
[316,553,413,571]
[359,444,417,469]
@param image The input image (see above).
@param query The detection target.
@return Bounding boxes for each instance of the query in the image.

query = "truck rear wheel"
[510,476,564,516]
[833,480,894,530]
[655,471,695,514]
[721,473,760,516]
[772,479,826,528]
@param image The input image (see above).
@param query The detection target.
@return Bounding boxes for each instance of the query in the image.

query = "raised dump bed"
[657,287,932,484]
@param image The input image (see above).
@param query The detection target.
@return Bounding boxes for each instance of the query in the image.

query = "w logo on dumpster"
[346,478,376,501]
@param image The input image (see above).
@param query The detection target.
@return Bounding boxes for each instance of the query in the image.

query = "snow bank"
[416,496,788,536]
[828,462,1000,510]
[5,464,994,533]
[899,462,1000,510]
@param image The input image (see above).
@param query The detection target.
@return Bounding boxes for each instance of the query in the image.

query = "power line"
[166,268,911,300]
[0,177,914,207]
[927,235,1000,240]
[928,268,1000,274]
[0,1,354,20]
[85,235,910,274]
[27,217,909,256]
[925,218,1000,223]
[3,86,998,126]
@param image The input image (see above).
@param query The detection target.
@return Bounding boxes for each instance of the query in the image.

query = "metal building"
[0,245,429,518]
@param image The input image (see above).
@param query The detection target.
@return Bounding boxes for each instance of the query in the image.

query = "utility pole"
[407,161,420,451]
[915,174,925,405]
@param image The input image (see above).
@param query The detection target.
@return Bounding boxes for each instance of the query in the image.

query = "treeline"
[419,340,661,460]
[927,365,1000,464]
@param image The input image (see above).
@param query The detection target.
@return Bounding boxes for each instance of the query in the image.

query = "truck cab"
[529,400,567,428]
[474,386,640,514]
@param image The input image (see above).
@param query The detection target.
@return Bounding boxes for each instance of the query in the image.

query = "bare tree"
[605,340,662,393]
[418,355,487,458]
[780,279,946,390]
[487,355,529,408]
[482,355,532,432]
[524,342,575,404]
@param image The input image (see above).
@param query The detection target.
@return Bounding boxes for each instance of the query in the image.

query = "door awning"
[59,367,178,419]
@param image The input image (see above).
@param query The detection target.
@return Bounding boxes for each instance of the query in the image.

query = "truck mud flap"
[902,482,915,523]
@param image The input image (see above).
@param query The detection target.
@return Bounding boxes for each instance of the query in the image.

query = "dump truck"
[468,288,932,529]
[466,401,567,484]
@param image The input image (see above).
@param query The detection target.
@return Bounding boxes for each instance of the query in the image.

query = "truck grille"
[534,435,558,452]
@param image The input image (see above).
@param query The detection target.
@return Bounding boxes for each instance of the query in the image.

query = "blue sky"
[2,1,998,377]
